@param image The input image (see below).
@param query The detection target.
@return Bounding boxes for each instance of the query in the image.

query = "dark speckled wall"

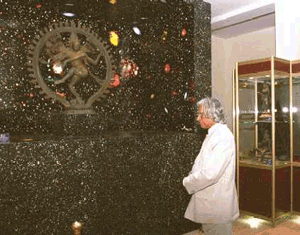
[0,0,211,234]
[1,133,205,234]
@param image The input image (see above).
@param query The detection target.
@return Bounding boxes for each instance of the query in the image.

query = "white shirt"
[183,123,239,223]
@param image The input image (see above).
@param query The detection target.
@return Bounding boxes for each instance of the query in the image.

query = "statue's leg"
[69,76,84,104]
[90,73,102,86]
[55,69,74,84]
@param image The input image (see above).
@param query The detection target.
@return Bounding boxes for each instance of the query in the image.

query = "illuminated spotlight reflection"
[62,1,77,17]
[62,12,76,17]
[291,215,300,225]
[292,107,298,113]
[133,24,141,35]
[283,106,298,113]
[241,216,267,229]
[282,107,289,113]
[52,63,63,74]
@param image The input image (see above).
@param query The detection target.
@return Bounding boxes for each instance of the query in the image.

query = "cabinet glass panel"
[293,77,300,164]
[238,78,255,160]
[275,76,291,216]
[292,60,300,213]
[274,77,290,163]
[236,58,291,168]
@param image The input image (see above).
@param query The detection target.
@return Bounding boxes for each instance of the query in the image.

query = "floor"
[183,214,300,235]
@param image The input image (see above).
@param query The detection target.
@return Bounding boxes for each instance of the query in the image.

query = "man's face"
[196,105,214,129]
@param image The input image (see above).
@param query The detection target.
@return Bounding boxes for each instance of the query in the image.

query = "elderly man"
[183,97,239,235]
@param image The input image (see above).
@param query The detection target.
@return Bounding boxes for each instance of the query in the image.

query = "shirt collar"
[208,123,221,135]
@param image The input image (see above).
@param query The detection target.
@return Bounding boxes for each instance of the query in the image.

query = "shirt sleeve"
[183,134,234,195]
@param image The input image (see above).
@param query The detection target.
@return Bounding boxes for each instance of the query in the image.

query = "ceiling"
[204,0,275,38]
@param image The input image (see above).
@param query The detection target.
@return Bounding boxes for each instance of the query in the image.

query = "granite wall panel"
[0,133,204,234]
[0,0,210,134]
[0,0,211,233]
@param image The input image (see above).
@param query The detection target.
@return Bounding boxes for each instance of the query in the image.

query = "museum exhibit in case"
[233,57,293,226]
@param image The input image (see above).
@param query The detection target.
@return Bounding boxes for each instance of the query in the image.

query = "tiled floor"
[183,214,300,235]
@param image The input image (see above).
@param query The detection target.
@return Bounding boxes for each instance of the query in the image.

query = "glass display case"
[291,60,300,214]
[233,57,293,226]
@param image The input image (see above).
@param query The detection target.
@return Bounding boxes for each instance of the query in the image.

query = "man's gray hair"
[197,97,226,124]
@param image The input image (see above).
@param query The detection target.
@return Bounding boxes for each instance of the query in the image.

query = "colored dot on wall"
[109,0,117,4]
[181,28,187,37]
[110,73,121,88]
[36,3,43,9]
[172,90,179,97]
[164,63,171,73]
[109,31,119,46]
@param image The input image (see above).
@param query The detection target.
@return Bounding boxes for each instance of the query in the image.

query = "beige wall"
[211,26,276,130]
